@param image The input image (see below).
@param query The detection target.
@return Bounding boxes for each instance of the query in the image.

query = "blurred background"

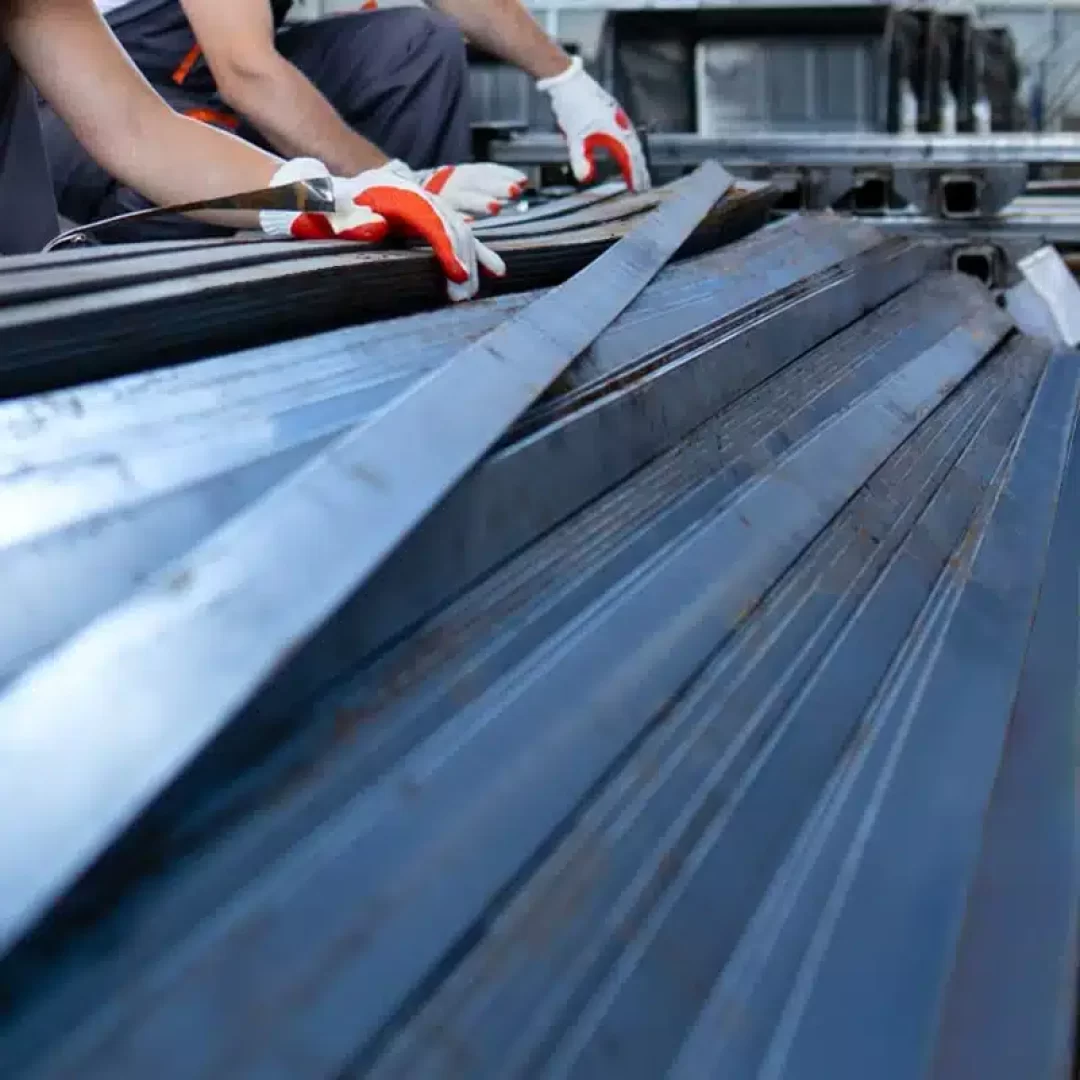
[288,0,1080,141]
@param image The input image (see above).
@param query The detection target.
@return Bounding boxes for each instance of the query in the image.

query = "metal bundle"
[0,165,1076,1080]
[0,179,774,398]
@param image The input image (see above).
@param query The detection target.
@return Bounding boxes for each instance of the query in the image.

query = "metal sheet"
[929,357,1080,1080]
[0,182,772,399]
[0,161,732,961]
[0,217,907,693]
[756,351,1080,1080]
[19,274,1012,1078]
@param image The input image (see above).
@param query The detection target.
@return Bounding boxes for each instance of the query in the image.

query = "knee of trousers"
[347,8,467,93]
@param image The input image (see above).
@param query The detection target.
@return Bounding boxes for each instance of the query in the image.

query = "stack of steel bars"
[0,161,1076,1080]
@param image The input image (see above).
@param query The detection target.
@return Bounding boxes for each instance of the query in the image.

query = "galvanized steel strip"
[930,381,1080,1080]
[0,160,733,961]
[0,220,892,706]
[368,329,1040,1080]
[472,180,626,235]
[30,286,1010,1077]
[756,350,1080,1080]
[662,340,1049,1080]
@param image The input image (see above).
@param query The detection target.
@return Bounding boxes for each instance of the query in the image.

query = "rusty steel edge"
[0,160,734,963]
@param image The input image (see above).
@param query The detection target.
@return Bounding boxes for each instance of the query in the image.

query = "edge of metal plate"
[0,161,735,958]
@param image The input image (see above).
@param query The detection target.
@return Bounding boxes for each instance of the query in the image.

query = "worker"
[41,0,651,241]
[1,0,501,299]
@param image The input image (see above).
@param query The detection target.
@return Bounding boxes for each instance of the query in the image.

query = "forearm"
[5,0,288,227]
[219,55,386,175]
[101,111,286,228]
[432,0,568,79]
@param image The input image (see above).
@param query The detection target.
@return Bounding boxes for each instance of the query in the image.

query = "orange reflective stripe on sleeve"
[182,107,239,131]
[171,43,203,85]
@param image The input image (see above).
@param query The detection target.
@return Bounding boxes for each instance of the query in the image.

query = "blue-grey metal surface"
[472,181,626,235]
[0,216,915,692]
[1,203,1076,1080]
[754,350,1080,1080]
[0,161,732,962]
[3,267,1045,1079]
[929,354,1080,1080]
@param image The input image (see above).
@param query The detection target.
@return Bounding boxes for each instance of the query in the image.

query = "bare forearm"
[5,0,285,227]
[220,56,386,175]
[106,112,285,227]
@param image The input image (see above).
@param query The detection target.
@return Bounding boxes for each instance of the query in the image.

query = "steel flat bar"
[0,237,241,275]
[0,291,537,458]
[467,188,662,240]
[0,224,916,716]
[363,311,1035,1080]
[0,238,366,308]
[0,160,731,961]
[341,238,932,675]
[0,239,938,1078]
[30,287,1009,1077]
[929,374,1080,1080]
[0,184,773,398]
[758,351,1080,1080]
[472,180,626,234]
[492,131,1080,169]
[662,344,1047,1080]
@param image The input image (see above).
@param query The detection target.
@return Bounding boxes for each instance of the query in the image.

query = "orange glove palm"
[538,57,651,193]
[260,158,505,302]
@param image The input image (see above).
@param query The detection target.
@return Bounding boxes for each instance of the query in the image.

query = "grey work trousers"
[40,8,472,242]
[0,47,60,255]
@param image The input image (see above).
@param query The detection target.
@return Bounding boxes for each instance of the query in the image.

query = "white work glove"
[537,55,651,192]
[260,158,506,302]
[415,163,529,217]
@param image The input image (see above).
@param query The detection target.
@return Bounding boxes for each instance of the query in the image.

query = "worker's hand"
[260,158,505,302]
[350,160,507,301]
[260,157,389,243]
[415,163,529,217]
[537,56,651,193]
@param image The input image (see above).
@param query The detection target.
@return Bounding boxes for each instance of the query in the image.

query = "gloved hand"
[537,56,651,193]
[260,158,506,302]
[415,163,529,217]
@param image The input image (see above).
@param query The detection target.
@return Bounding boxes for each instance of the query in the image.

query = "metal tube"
[491,131,1080,169]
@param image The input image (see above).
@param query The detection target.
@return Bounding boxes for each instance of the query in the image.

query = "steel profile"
[931,382,1080,1079]
[368,336,1045,1080]
[19,276,1014,1077]
[0,161,733,961]
[0,181,773,398]
[756,351,1080,1080]
[492,130,1080,169]
[0,219,920,694]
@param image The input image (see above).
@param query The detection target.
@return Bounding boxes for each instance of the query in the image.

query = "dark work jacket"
[105,0,294,91]
[0,47,60,254]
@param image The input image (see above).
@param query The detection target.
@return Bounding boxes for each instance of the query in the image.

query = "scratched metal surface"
[0,162,733,969]
[2,254,1075,1080]
[0,182,776,399]
[0,216,919,696]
